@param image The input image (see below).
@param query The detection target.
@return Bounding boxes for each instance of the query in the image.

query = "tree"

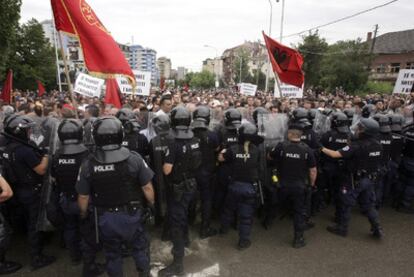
[9,19,56,90]
[233,49,251,84]
[189,70,215,89]
[320,39,371,93]
[0,0,21,78]
[297,31,328,89]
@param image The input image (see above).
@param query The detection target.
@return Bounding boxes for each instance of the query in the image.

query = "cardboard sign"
[74,73,104,98]
[239,83,257,96]
[393,69,414,94]
[274,83,303,98]
[117,70,151,96]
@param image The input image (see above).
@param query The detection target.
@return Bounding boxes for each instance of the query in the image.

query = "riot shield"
[209,109,224,132]
[36,117,60,232]
[257,113,288,149]
[313,110,331,136]
[350,113,362,135]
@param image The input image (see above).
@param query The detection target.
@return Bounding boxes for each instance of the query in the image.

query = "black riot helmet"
[92,117,129,163]
[357,118,380,138]
[224,108,242,130]
[252,107,269,125]
[57,119,87,155]
[238,122,263,144]
[373,113,391,133]
[362,104,375,118]
[192,105,211,129]
[291,107,309,121]
[152,114,170,136]
[115,108,135,125]
[331,112,350,133]
[308,109,318,125]
[170,106,193,139]
[4,115,35,141]
[389,114,404,132]
[343,108,355,126]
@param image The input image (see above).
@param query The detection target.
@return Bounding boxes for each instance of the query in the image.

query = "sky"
[20,0,414,71]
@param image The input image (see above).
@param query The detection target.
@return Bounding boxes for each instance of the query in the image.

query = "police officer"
[396,115,414,213]
[219,122,262,250]
[116,108,149,157]
[269,122,317,248]
[214,108,242,214]
[76,117,155,277]
[373,114,392,208]
[192,106,219,239]
[52,119,103,276]
[2,115,56,270]
[319,112,350,219]
[343,108,355,127]
[322,118,384,238]
[159,107,201,277]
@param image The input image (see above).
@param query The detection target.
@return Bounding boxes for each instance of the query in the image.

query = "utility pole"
[370,24,379,54]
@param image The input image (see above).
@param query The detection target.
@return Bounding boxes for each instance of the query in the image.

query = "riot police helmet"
[115,108,135,125]
[92,117,129,163]
[192,105,211,129]
[362,104,375,118]
[238,122,263,144]
[291,107,309,121]
[252,107,269,125]
[331,112,350,133]
[4,115,35,141]
[170,106,193,139]
[357,118,380,137]
[224,108,242,130]
[308,109,318,125]
[343,108,355,125]
[373,113,391,133]
[57,119,87,154]
[152,114,170,136]
[389,114,404,132]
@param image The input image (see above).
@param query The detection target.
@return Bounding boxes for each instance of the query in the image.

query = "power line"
[283,0,399,39]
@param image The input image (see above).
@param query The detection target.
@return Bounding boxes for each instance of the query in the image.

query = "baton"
[94,207,99,244]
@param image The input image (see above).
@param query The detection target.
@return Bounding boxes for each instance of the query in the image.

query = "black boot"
[292,233,305,249]
[0,261,22,275]
[82,262,105,277]
[237,239,251,250]
[158,257,184,277]
[326,225,347,237]
[200,226,217,239]
[304,219,315,230]
[31,254,56,271]
[371,225,384,239]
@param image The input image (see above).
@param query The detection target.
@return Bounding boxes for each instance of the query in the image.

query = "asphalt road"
[6,206,414,277]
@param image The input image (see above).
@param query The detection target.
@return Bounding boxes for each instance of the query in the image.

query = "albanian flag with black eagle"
[262,31,304,88]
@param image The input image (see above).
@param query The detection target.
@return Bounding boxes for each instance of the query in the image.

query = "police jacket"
[193,129,219,173]
[320,130,349,165]
[223,142,260,184]
[270,141,316,187]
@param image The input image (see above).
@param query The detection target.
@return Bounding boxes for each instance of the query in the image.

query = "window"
[390,63,401,73]
[406,62,414,69]
[376,64,386,73]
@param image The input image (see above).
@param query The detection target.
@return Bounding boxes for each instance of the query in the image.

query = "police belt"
[96,201,143,214]
[354,170,379,181]
[61,192,77,201]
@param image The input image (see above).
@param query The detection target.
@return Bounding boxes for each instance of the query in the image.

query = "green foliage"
[189,70,215,89]
[361,81,394,95]
[320,39,372,93]
[8,19,56,90]
[0,0,22,77]
[297,31,328,88]
[233,49,252,84]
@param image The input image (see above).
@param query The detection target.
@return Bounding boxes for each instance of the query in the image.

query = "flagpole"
[51,17,62,92]
[264,0,272,93]
[273,0,285,97]
[57,30,79,118]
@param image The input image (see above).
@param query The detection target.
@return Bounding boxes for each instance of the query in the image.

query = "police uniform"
[220,122,261,250]
[76,117,154,277]
[193,106,220,238]
[1,115,56,269]
[270,138,316,248]
[326,118,383,237]
[159,107,201,277]
[397,123,414,213]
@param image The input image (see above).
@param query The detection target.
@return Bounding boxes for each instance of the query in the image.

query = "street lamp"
[204,44,220,88]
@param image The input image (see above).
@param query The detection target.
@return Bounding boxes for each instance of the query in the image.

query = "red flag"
[183,84,189,92]
[262,31,304,88]
[105,78,122,109]
[51,0,135,84]
[1,70,13,104]
[37,80,46,97]
[160,77,165,90]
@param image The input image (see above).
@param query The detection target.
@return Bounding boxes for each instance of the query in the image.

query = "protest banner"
[117,70,151,96]
[239,83,257,96]
[393,69,414,94]
[274,83,303,98]
[74,73,104,98]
